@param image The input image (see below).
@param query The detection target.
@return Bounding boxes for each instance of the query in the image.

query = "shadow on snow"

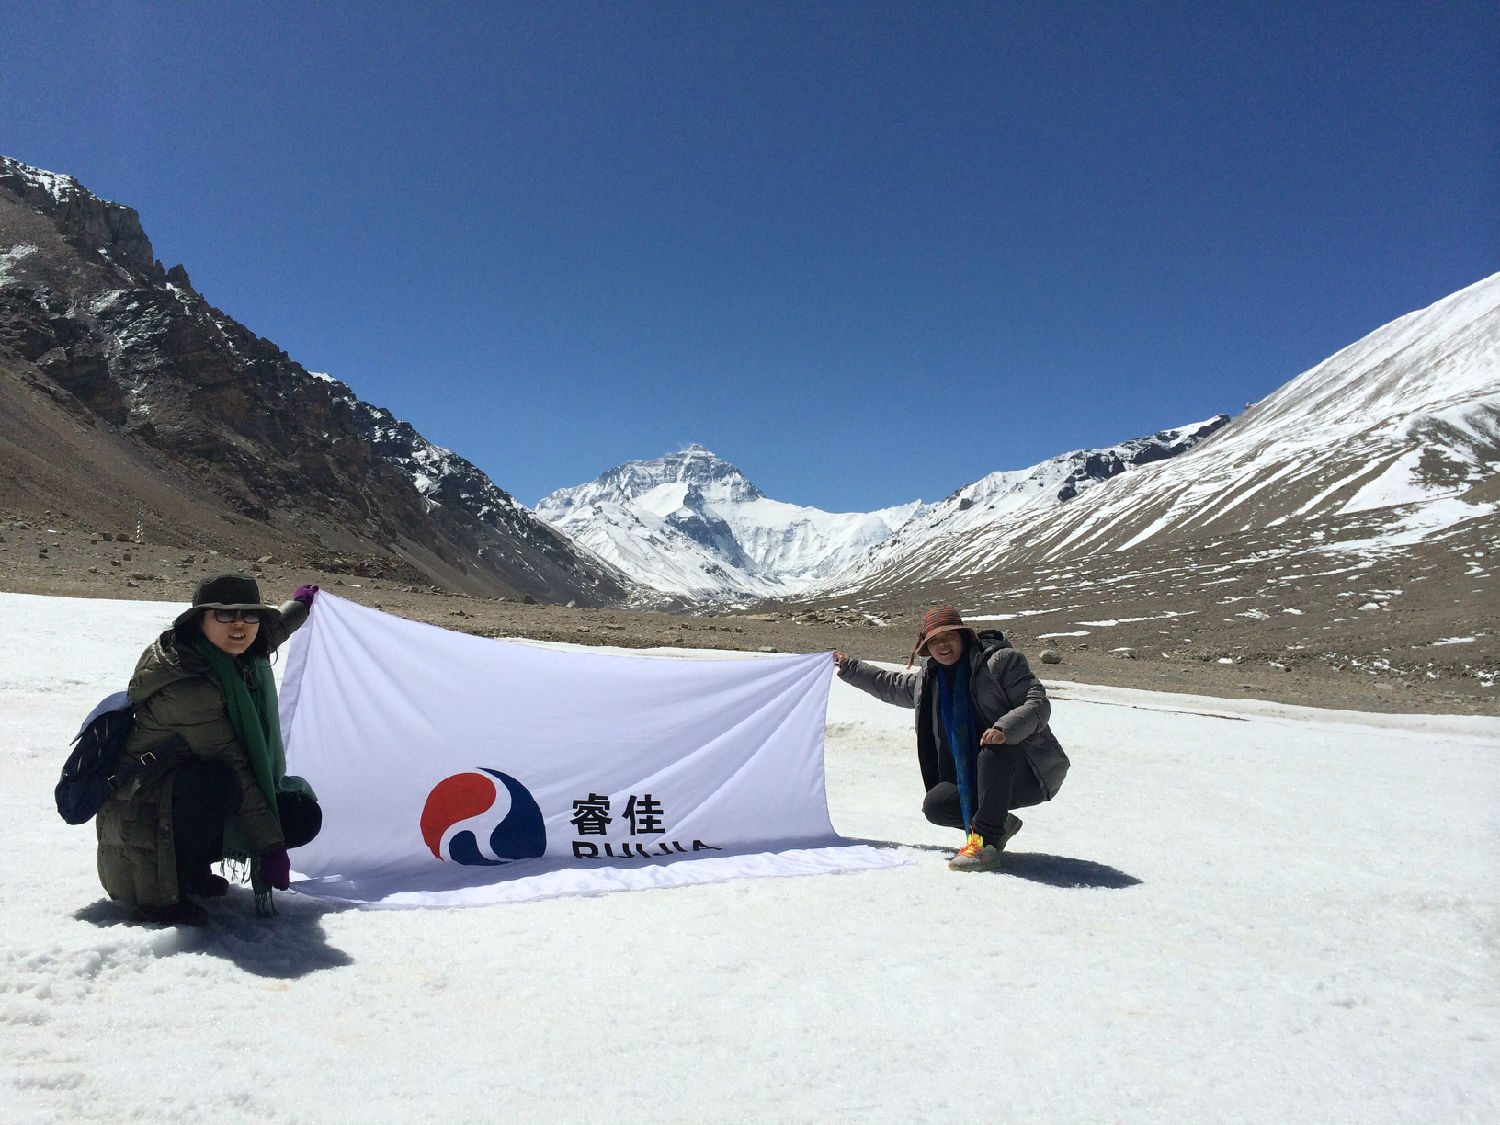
[73,890,354,978]
[848,837,1143,889]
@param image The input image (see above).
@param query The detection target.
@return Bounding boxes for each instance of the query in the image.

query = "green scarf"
[193,637,284,894]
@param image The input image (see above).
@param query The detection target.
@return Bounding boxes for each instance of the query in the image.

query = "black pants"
[922,742,1046,841]
[170,759,323,880]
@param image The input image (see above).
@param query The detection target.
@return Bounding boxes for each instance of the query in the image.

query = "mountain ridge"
[0,154,636,605]
[2,151,1494,694]
[535,421,1229,603]
[536,263,1497,610]
[834,272,1499,595]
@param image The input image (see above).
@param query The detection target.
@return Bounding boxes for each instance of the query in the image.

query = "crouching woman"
[834,606,1069,873]
[97,573,321,926]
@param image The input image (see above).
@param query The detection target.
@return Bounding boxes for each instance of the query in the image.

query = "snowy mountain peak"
[0,155,92,205]
[542,445,765,514]
[536,447,922,602]
[0,154,163,284]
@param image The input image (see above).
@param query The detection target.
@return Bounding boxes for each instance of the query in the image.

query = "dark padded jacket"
[95,599,307,908]
[837,634,1069,799]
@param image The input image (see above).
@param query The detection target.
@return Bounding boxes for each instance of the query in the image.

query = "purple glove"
[259,847,291,890]
[292,584,319,609]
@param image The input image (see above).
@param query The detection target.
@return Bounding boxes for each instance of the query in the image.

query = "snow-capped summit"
[536,447,924,602]
[540,444,764,514]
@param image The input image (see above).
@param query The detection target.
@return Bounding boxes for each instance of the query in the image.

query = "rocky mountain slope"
[798,275,1497,695]
[828,417,1233,587]
[834,274,1498,591]
[0,155,634,604]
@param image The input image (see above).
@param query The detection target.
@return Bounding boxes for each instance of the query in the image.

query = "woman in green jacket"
[97,573,321,926]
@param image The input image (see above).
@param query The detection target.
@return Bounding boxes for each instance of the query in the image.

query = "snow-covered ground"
[2,592,1496,1124]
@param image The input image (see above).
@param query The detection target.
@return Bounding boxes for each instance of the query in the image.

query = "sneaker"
[948,814,1023,873]
[949,832,1000,872]
[138,900,210,927]
[182,868,230,898]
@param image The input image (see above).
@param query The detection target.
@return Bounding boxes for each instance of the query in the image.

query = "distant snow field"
[1,592,1496,1124]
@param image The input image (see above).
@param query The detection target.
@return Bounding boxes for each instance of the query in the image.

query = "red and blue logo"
[419,768,547,865]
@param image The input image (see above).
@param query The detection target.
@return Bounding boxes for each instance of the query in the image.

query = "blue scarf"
[936,657,978,831]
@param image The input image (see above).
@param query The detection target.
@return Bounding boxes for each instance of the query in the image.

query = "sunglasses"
[210,609,262,624]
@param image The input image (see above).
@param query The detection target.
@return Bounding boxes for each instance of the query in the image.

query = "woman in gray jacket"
[834,606,1068,872]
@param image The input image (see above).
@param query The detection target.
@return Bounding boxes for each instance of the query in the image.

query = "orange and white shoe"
[947,814,1021,872]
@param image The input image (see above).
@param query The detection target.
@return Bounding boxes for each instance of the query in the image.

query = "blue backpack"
[55,692,183,824]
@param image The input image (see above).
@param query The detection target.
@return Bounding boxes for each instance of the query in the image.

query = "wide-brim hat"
[911,605,977,663]
[172,572,287,650]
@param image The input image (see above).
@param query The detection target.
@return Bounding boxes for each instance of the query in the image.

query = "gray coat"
[96,599,307,908]
[837,635,1069,799]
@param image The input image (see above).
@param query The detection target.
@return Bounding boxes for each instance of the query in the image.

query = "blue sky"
[2,1,1496,512]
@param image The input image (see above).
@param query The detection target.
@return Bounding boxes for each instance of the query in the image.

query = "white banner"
[278,594,905,906]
